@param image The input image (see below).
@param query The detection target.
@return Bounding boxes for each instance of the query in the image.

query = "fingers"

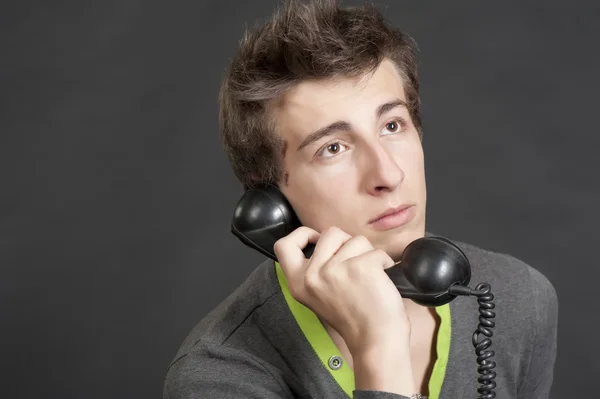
[274,225,396,307]
[275,226,352,305]
[308,226,352,269]
[325,233,395,272]
[324,248,395,291]
[273,226,320,279]
[356,248,396,270]
[328,234,374,265]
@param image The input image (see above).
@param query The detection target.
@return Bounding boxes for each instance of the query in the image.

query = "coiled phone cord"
[472,283,496,398]
[449,283,497,398]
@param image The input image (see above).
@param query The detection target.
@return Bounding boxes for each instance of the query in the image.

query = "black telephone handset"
[230,184,498,398]
[230,184,472,306]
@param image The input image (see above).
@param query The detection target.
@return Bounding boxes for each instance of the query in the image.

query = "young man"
[163,1,558,398]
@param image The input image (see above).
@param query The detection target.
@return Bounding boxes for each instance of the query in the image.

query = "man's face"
[275,59,426,261]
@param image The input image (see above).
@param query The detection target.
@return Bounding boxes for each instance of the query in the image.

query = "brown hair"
[219,0,421,190]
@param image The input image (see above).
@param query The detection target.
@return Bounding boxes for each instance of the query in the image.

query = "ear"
[244,172,260,189]
[247,172,260,181]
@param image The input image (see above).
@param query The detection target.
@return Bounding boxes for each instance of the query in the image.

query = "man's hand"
[274,226,417,396]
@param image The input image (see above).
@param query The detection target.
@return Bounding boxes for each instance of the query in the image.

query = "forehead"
[274,59,407,144]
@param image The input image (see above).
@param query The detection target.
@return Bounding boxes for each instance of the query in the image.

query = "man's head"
[220,0,426,259]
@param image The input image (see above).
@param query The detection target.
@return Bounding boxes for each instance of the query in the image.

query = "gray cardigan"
[163,238,558,398]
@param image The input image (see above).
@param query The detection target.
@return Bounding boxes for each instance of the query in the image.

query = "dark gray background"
[1,0,598,398]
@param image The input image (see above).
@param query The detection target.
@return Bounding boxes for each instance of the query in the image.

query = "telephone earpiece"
[230,184,472,307]
[230,183,498,397]
[230,184,313,261]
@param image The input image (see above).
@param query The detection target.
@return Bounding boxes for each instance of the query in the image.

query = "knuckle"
[344,254,362,268]
[303,270,320,292]
[374,248,387,257]
[320,263,337,282]
[273,237,284,250]
[322,226,339,236]
[353,235,372,249]
[287,283,301,300]
[324,226,348,238]
[297,226,312,235]
[344,258,364,278]
[273,238,286,253]
[374,248,394,265]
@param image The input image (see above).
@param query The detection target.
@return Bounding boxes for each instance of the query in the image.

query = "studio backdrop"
[1,0,598,398]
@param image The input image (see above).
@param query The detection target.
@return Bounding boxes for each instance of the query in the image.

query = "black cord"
[472,283,497,398]
[448,283,497,398]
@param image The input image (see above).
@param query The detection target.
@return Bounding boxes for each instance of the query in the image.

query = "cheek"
[288,166,358,230]
[392,139,424,175]
[324,181,354,214]
[408,150,425,176]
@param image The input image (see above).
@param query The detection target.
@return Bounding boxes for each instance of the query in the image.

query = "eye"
[381,118,406,135]
[316,141,348,159]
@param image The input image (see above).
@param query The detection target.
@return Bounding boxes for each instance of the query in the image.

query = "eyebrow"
[296,99,409,151]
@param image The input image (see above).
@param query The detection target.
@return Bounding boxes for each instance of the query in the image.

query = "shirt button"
[328,355,343,370]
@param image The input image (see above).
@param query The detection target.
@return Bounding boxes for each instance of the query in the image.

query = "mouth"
[368,204,416,231]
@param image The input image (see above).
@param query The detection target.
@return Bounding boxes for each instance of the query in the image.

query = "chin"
[375,226,425,262]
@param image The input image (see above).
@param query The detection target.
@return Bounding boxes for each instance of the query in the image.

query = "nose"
[362,141,405,196]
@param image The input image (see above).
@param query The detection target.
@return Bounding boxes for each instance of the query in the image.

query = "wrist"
[351,342,417,396]
[349,319,411,355]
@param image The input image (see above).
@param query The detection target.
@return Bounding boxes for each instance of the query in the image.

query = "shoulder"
[452,238,557,310]
[163,341,292,398]
[167,259,281,369]
[448,239,559,394]
[443,237,558,342]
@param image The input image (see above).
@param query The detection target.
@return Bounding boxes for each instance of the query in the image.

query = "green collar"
[275,262,450,398]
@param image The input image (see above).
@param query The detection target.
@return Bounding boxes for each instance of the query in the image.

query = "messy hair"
[219,0,421,190]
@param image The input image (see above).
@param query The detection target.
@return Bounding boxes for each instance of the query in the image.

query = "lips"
[368,204,416,231]
[369,204,413,224]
